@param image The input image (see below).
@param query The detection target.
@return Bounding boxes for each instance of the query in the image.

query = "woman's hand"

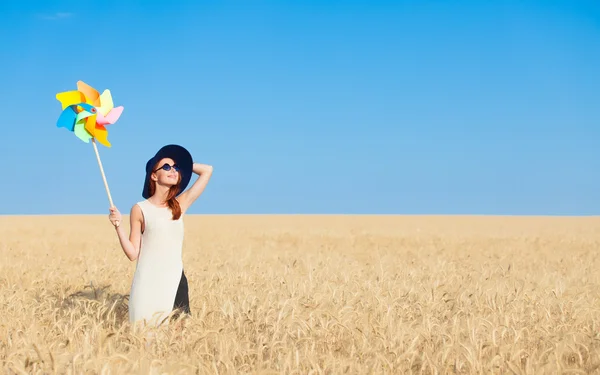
[109,206,122,227]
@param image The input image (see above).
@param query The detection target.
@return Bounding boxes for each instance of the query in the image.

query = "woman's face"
[152,157,180,186]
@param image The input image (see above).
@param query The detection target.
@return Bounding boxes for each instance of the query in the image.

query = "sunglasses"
[155,163,180,173]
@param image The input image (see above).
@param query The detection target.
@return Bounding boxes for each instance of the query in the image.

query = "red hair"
[149,162,182,220]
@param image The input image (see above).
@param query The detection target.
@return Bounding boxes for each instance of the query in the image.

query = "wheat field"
[0,214,599,374]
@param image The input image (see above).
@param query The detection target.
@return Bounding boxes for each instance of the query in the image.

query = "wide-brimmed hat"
[142,144,193,199]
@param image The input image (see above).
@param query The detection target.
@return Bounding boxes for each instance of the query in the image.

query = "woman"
[108,144,213,327]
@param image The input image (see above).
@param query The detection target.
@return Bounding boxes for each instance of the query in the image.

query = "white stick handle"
[92,139,119,226]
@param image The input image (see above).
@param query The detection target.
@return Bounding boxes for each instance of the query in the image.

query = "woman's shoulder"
[131,199,151,214]
[132,199,145,208]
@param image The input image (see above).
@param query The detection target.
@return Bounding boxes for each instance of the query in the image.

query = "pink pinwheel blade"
[96,106,124,126]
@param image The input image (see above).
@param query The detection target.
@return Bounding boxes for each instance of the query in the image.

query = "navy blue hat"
[142,144,193,199]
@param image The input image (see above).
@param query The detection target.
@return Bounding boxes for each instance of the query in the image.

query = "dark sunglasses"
[155,163,180,173]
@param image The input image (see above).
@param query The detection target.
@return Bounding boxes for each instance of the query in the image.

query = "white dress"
[128,199,185,326]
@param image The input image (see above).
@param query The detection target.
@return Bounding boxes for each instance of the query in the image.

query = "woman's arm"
[179,163,213,214]
[110,205,143,261]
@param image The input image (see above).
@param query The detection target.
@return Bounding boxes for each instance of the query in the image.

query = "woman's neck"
[149,185,170,206]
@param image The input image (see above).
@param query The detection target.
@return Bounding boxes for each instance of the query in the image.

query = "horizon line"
[0,213,598,218]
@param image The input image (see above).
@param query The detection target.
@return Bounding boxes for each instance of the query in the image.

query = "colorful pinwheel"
[56,80,124,147]
[55,81,125,213]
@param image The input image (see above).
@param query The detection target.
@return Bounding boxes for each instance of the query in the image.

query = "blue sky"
[0,0,598,215]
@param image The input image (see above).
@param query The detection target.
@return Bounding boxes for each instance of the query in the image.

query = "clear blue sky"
[1,0,598,215]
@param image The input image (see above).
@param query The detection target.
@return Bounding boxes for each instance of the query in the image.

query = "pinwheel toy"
[55,80,124,212]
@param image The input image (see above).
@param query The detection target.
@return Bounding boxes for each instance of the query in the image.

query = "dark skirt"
[172,270,191,318]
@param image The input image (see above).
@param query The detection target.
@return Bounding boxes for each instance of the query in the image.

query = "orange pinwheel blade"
[83,116,112,147]
[93,125,111,147]
[83,115,98,136]
[77,80,101,106]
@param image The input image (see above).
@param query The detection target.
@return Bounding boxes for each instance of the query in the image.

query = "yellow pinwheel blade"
[56,91,85,110]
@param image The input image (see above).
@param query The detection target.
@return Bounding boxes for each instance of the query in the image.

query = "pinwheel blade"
[74,119,93,143]
[96,106,123,125]
[56,91,86,110]
[97,89,114,116]
[77,80,101,106]
[56,107,77,131]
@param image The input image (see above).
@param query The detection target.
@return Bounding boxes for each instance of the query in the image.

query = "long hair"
[148,162,182,220]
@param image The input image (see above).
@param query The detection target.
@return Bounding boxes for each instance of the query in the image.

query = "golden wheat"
[0,215,599,374]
